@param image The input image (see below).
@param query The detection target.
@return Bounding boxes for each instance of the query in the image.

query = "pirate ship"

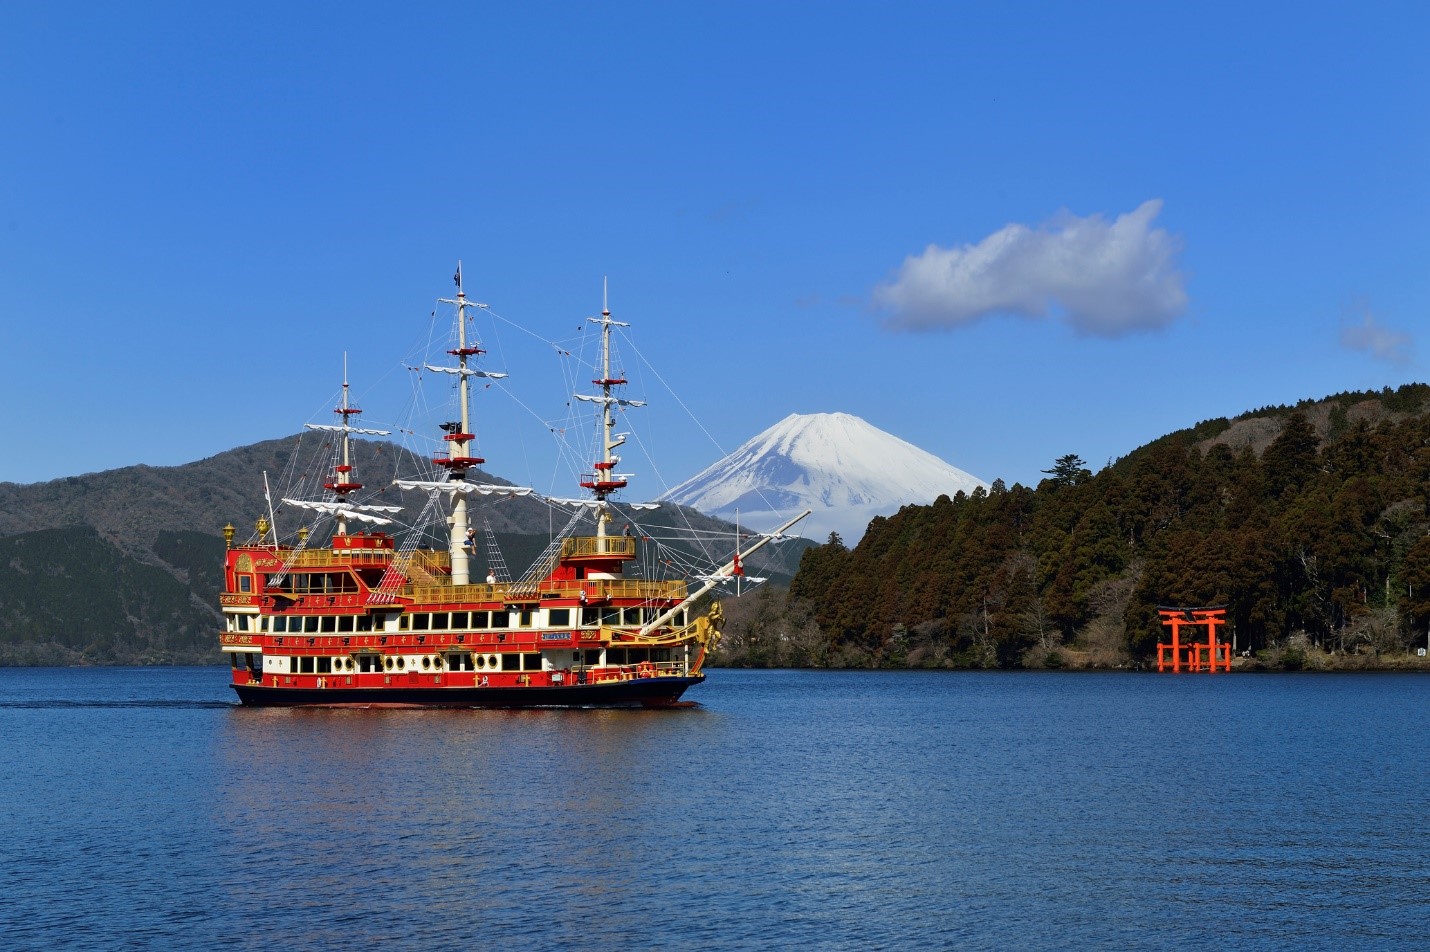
[218,267,806,706]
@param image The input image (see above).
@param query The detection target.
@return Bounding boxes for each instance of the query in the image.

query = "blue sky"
[2,2,1425,497]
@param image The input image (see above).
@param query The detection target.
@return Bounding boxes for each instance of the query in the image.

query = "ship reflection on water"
[215,703,722,935]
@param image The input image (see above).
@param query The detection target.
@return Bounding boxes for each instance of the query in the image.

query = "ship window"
[522,653,542,671]
[320,616,337,633]
[396,657,405,669]
[237,615,250,632]
[608,648,627,665]
[601,608,621,626]
[490,611,510,628]
[628,648,649,664]
[398,614,410,631]
[356,616,373,632]
[317,657,332,674]
[299,656,315,674]
[470,611,489,629]
[421,657,431,670]
[653,648,671,663]
[357,655,378,673]
[273,616,287,633]
[338,616,355,633]
[431,613,448,630]
[238,575,252,593]
[448,652,473,671]
[673,610,687,626]
[547,608,571,627]
[519,610,533,628]
[304,616,319,633]
[581,607,600,627]
[622,608,641,625]
[584,650,602,666]
[450,612,468,629]
[384,657,394,671]
[412,614,430,631]
[501,654,520,672]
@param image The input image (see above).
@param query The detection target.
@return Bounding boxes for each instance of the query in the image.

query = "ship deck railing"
[406,578,687,605]
[280,548,401,569]
[560,536,637,559]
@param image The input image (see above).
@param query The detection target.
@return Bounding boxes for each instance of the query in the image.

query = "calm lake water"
[1,667,1428,950]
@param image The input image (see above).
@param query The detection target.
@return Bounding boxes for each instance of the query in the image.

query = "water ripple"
[3,667,1430,950]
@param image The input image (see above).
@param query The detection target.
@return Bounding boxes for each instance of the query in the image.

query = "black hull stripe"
[232,676,703,708]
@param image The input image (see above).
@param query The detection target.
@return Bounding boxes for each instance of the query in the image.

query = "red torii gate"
[1157,606,1232,673]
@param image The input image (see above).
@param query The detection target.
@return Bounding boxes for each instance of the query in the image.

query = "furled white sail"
[393,480,533,496]
[280,498,398,525]
[548,498,660,510]
[425,365,509,379]
[573,394,646,408]
[304,423,392,436]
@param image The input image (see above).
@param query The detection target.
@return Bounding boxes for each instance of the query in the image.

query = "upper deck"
[224,532,684,609]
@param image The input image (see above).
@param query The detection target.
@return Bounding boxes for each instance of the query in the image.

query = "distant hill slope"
[0,434,810,665]
[662,412,986,544]
[775,384,1430,671]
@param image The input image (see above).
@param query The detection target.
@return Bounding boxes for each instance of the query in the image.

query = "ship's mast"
[578,279,644,539]
[432,262,502,585]
[284,362,395,543]
[326,354,364,537]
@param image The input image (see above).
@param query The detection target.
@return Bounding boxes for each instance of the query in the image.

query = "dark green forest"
[715,385,1430,671]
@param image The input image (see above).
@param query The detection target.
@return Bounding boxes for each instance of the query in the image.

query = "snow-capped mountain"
[660,412,987,544]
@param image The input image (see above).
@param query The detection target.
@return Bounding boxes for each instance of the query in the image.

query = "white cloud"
[1340,310,1411,366]
[873,199,1189,337]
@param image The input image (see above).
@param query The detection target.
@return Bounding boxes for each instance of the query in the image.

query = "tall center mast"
[430,261,507,585]
[577,279,645,539]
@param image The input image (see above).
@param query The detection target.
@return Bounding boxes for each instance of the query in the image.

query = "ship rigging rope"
[485,303,645,499]
[618,328,806,540]
[362,292,794,588]
[480,313,772,582]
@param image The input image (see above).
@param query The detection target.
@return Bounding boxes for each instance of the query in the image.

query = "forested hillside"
[716,385,1430,670]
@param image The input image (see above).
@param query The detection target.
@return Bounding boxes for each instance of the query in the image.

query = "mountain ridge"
[662,411,987,543]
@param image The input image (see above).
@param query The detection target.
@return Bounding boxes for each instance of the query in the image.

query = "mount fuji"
[660,412,987,544]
